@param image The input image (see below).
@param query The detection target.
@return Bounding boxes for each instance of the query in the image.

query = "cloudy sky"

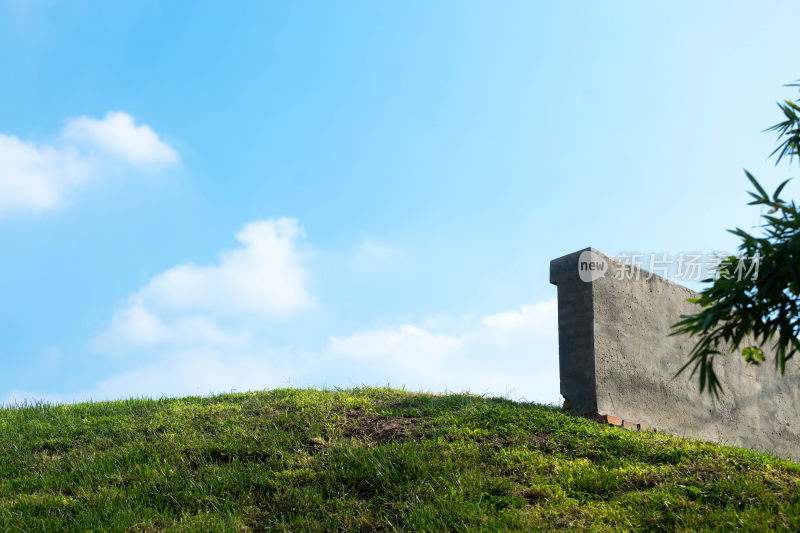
[1,1,798,405]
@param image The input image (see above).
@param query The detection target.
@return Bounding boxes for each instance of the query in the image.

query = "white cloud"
[3,390,72,407]
[141,219,310,316]
[4,349,287,405]
[94,218,313,352]
[0,111,177,215]
[63,111,178,167]
[89,350,282,400]
[327,299,560,402]
[6,214,559,405]
[0,134,94,213]
[480,301,559,344]
[96,298,250,349]
[6,299,560,406]
[331,325,462,365]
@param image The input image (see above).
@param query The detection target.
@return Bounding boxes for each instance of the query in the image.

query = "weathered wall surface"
[551,247,800,459]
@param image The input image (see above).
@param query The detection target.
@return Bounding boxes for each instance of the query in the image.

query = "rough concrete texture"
[551,247,800,459]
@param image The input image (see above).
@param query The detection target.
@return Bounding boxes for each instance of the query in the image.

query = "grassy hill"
[1,388,799,532]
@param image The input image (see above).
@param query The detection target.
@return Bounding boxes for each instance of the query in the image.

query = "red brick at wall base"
[597,414,623,426]
[595,413,657,433]
[562,399,658,433]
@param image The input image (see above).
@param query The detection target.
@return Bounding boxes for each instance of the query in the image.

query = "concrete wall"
[551,247,800,459]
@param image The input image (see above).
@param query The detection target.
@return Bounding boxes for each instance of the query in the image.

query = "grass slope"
[1,388,799,532]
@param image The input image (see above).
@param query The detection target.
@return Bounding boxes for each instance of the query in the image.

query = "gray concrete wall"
[551,247,800,459]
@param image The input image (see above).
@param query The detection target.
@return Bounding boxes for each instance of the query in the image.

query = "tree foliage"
[672,82,800,397]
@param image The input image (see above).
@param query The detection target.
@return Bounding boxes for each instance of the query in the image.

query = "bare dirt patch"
[343,412,422,443]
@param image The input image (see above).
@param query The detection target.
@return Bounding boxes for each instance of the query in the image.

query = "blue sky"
[1,1,798,405]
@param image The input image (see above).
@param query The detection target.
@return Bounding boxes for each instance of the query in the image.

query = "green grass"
[1,388,799,532]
